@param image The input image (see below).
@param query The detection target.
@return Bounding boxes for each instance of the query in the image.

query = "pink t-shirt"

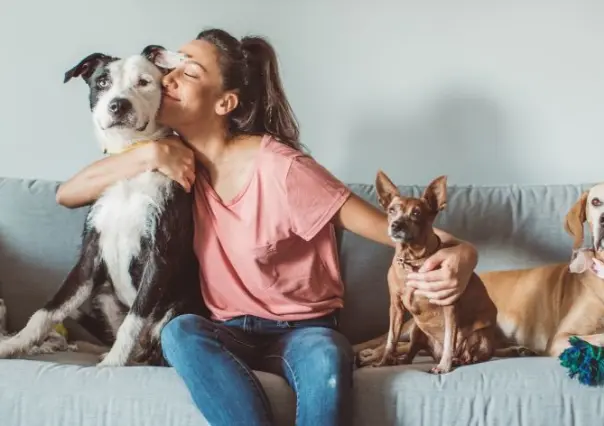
[192,134,352,321]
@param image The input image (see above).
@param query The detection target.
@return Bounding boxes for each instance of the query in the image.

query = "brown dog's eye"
[592,198,602,207]
[411,208,421,218]
[388,206,396,215]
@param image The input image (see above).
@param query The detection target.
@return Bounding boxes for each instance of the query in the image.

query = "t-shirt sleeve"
[285,155,352,241]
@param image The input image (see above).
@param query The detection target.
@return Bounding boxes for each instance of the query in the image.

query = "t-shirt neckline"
[201,134,269,208]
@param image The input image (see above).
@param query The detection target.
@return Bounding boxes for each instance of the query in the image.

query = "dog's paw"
[517,347,536,357]
[429,364,452,375]
[357,348,381,367]
[97,352,125,367]
[0,342,17,358]
[371,354,397,368]
[66,343,79,352]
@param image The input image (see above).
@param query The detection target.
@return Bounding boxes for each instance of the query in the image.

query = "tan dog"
[356,183,604,364]
[478,183,604,357]
[360,171,498,374]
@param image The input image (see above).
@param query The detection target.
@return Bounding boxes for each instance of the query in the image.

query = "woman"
[56,28,479,426]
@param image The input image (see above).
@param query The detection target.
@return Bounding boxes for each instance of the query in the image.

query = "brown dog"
[360,171,498,374]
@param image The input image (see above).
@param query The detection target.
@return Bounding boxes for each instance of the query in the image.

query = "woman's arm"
[333,192,478,305]
[56,137,196,209]
[332,193,394,247]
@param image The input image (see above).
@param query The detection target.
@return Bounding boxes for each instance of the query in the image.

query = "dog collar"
[104,140,152,155]
[395,235,442,272]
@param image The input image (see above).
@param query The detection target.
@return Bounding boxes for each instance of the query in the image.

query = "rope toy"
[559,336,604,387]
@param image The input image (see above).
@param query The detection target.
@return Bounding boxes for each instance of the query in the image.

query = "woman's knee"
[160,314,213,356]
[285,328,354,425]
[296,328,354,384]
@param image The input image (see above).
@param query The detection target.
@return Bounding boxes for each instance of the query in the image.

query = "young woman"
[56,28,479,426]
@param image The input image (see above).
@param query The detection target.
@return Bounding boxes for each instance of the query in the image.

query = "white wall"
[1,0,603,186]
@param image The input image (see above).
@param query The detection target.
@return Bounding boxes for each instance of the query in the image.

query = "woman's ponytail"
[197,29,301,151]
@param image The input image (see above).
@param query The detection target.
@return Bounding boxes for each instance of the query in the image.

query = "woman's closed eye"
[183,64,202,78]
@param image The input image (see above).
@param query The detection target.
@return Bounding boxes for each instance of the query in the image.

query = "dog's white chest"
[90,172,172,306]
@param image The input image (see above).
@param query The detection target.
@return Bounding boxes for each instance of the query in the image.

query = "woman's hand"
[405,241,478,306]
[152,136,196,192]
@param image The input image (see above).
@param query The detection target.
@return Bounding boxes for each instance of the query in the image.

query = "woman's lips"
[163,91,180,102]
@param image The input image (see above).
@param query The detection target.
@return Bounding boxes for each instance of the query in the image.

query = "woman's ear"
[215,91,239,116]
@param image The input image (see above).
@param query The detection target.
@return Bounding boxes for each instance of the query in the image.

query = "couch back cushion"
[0,178,90,332]
[0,177,593,344]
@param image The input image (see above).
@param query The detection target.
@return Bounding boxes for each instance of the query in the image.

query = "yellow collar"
[104,140,152,155]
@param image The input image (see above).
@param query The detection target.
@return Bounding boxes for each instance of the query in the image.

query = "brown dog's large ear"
[422,175,448,213]
[64,53,116,84]
[375,170,399,210]
[564,191,588,249]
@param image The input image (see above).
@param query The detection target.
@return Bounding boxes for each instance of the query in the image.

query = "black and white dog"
[0,46,208,367]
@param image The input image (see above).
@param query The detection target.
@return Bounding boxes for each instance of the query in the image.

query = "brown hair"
[197,28,301,151]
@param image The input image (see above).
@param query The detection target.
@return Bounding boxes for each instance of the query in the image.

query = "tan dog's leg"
[374,302,405,367]
[357,342,411,367]
[431,305,457,374]
[548,296,604,356]
[549,332,604,357]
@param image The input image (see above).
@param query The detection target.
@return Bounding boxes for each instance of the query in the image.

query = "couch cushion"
[0,354,295,426]
[0,178,90,332]
[352,356,604,425]
[3,353,602,426]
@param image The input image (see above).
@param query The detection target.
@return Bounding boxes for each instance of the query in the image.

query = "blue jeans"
[160,312,353,426]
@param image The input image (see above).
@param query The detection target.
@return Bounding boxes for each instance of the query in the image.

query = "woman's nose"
[162,70,178,89]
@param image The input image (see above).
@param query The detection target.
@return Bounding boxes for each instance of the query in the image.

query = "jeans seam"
[218,327,257,349]
[215,330,273,422]
[264,354,300,423]
[225,348,272,418]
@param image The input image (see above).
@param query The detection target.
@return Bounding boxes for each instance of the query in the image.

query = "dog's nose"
[391,221,406,233]
[108,98,132,116]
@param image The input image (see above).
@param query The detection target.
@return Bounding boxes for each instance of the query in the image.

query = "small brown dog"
[360,171,498,374]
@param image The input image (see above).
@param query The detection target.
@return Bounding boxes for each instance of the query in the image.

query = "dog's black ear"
[64,53,116,84]
[422,175,448,214]
[564,191,588,249]
[375,170,399,210]
[142,44,185,70]
[141,45,166,64]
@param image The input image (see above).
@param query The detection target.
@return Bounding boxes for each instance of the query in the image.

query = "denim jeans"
[160,312,354,426]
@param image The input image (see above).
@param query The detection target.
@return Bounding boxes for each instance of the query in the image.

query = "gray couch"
[1,176,603,426]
